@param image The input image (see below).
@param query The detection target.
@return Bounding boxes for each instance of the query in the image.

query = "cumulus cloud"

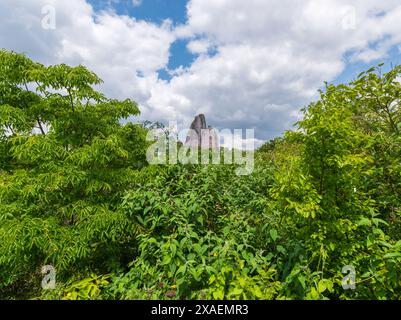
[0,0,175,111]
[148,0,401,139]
[1,0,401,142]
[132,0,142,7]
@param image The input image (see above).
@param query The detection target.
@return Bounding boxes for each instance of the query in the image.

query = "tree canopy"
[1,50,401,300]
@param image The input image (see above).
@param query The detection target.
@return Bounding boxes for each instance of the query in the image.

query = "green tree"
[0,50,148,297]
[273,65,401,299]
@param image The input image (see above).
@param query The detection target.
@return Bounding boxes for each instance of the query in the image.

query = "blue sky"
[1,0,401,144]
[335,46,401,85]
[90,0,188,25]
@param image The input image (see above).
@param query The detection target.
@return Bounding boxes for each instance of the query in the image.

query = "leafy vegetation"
[1,50,401,300]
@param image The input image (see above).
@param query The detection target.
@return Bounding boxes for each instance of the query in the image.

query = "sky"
[1,0,401,147]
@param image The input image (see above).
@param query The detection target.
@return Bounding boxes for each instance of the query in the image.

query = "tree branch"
[66,87,75,112]
[37,117,46,135]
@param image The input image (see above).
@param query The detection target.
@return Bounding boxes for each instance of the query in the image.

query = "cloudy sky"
[1,0,401,146]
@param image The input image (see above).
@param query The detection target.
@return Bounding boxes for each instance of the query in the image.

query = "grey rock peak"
[185,114,219,149]
[191,114,207,133]
[186,114,206,145]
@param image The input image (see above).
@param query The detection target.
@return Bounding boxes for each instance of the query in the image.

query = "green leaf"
[384,252,401,259]
[269,229,278,242]
[213,290,224,300]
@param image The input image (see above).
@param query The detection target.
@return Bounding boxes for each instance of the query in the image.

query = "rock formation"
[185,114,219,149]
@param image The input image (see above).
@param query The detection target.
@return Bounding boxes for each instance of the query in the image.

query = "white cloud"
[0,0,175,118]
[146,0,401,139]
[132,0,142,7]
[186,39,212,55]
[2,0,401,142]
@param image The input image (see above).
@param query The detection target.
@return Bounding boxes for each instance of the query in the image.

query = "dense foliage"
[1,50,401,300]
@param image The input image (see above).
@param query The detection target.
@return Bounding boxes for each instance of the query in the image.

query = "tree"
[0,50,148,297]
[273,65,401,299]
